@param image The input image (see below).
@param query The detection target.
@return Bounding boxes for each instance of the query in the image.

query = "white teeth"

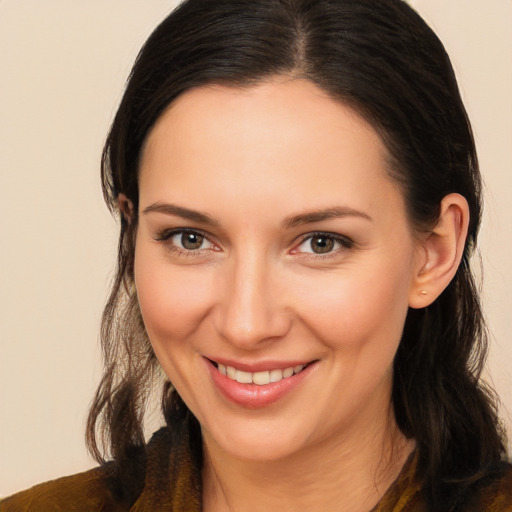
[235,370,253,384]
[269,369,283,382]
[282,367,294,378]
[252,371,270,385]
[226,366,237,379]
[219,363,306,386]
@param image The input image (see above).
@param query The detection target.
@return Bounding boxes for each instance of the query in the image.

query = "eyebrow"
[142,202,371,228]
[283,207,372,228]
[142,202,219,226]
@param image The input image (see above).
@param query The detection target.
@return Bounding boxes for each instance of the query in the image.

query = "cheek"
[134,248,215,342]
[295,262,412,355]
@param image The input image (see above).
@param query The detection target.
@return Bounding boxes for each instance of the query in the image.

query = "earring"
[420,290,427,296]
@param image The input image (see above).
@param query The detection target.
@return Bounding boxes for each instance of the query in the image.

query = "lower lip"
[206,360,316,409]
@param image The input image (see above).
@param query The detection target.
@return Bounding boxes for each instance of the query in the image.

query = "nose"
[212,251,292,349]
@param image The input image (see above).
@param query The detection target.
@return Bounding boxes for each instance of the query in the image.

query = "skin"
[131,78,468,511]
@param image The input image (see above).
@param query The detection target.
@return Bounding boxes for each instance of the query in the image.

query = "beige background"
[1,0,510,497]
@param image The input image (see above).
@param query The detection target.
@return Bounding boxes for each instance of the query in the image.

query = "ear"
[409,193,470,309]
[118,193,134,223]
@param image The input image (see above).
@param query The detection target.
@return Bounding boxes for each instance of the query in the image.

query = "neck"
[202,408,414,512]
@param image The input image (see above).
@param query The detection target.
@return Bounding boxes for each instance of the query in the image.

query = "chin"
[222,438,304,463]
[201,418,305,462]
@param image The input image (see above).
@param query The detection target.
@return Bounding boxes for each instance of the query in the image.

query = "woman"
[2,0,511,510]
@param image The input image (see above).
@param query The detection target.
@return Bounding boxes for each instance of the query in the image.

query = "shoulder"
[375,454,512,512]
[466,461,512,511]
[0,466,127,512]
[0,427,182,512]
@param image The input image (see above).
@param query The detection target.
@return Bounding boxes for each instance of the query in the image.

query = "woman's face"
[135,79,422,462]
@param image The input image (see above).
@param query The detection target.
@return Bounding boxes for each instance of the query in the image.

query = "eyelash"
[292,232,355,257]
[154,229,355,258]
[155,228,217,257]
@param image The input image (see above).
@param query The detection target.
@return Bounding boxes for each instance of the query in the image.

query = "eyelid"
[154,228,354,258]
[154,227,220,254]
[291,231,355,255]
[155,227,205,241]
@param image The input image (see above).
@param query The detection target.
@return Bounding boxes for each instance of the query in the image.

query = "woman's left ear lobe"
[118,193,134,223]
[409,193,470,309]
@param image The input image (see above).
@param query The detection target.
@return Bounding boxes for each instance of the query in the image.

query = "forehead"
[139,79,404,221]
[143,78,387,163]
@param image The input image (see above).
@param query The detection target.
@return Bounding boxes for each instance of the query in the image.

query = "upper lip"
[205,357,316,373]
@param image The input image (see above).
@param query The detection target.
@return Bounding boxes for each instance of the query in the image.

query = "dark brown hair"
[87,0,505,509]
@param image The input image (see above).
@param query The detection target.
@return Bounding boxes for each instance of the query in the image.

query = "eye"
[174,231,210,250]
[293,232,353,255]
[156,229,215,253]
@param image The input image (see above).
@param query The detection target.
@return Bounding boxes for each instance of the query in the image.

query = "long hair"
[87,0,505,508]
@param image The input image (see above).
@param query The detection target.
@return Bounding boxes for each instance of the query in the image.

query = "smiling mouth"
[211,361,311,386]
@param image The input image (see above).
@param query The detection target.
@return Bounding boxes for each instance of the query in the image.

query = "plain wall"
[1,0,511,497]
